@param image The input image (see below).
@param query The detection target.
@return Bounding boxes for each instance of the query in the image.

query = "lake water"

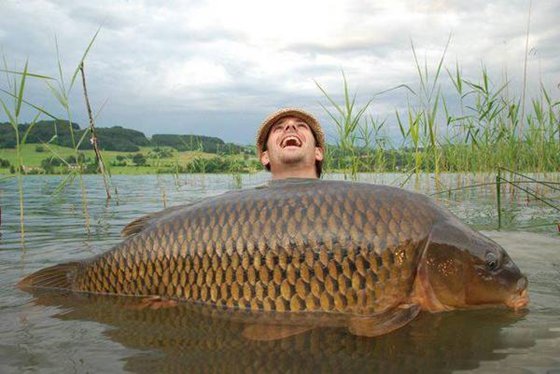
[1,173,559,373]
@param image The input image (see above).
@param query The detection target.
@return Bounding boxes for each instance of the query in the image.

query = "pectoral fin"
[125,296,178,310]
[242,324,313,341]
[348,304,421,337]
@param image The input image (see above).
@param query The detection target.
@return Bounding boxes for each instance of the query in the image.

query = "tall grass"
[0,60,49,240]
[319,49,559,176]
[0,30,104,236]
[44,32,106,232]
[316,72,372,180]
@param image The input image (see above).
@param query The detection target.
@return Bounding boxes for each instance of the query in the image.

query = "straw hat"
[256,108,326,176]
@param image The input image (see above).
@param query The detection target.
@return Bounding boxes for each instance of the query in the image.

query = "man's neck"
[271,166,317,180]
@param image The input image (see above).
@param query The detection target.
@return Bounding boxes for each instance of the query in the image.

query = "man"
[256,108,326,179]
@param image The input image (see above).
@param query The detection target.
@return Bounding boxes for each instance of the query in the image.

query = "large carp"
[19,179,529,340]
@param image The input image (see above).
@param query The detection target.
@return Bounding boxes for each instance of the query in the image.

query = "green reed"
[0,59,44,240]
[316,72,372,180]
[320,45,559,176]
[1,29,105,236]
[496,168,560,230]
[46,31,107,232]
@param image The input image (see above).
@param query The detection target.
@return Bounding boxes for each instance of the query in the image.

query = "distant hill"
[0,120,245,154]
[0,121,149,151]
[151,134,244,154]
[1,120,79,148]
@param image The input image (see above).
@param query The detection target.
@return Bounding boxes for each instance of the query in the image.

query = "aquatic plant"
[318,42,559,176]
[0,59,46,240]
[0,29,112,236]
[316,71,372,180]
[496,167,560,230]
[79,61,113,199]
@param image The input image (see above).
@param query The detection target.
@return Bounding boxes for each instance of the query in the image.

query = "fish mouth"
[280,135,302,148]
[506,288,529,311]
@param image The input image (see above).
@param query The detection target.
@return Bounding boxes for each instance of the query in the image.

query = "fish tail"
[17,262,80,291]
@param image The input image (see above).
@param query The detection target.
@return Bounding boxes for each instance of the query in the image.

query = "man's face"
[260,116,323,173]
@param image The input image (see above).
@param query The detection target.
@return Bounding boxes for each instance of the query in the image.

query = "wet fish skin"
[75,180,435,315]
[19,179,528,337]
[420,219,529,311]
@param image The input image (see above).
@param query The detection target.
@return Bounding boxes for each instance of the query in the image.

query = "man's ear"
[260,150,270,167]
[315,147,324,162]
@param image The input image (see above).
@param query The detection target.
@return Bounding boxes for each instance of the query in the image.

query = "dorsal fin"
[121,204,190,237]
[121,191,240,237]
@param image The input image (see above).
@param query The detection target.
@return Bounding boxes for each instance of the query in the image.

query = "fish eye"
[485,253,499,271]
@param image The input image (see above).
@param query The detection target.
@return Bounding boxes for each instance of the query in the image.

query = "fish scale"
[21,180,487,319]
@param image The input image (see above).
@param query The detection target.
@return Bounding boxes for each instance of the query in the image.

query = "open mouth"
[507,288,529,311]
[280,136,302,148]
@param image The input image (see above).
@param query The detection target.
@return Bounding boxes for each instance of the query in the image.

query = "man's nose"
[283,123,297,132]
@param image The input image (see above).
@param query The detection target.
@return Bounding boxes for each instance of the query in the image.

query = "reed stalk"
[496,168,502,229]
[1,30,104,235]
[0,59,51,241]
[319,40,559,176]
[316,71,372,180]
[519,0,533,140]
[79,61,112,200]
[48,31,104,231]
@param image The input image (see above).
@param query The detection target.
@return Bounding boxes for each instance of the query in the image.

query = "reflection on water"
[1,174,559,373]
[20,291,540,373]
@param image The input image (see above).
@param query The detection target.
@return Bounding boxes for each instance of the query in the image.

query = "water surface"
[1,173,559,373]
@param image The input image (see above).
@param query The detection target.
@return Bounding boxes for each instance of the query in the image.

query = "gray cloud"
[1,0,558,146]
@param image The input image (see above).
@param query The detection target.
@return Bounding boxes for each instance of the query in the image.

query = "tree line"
[0,120,248,154]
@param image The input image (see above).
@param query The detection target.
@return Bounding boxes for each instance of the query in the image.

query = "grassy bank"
[0,144,260,175]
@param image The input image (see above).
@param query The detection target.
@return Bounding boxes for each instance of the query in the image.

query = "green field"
[0,144,259,175]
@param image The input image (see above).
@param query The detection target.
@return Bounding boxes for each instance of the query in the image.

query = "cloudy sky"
[0,0,558,145]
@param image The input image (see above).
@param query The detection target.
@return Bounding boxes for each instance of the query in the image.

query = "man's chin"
[279,154,306,164]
